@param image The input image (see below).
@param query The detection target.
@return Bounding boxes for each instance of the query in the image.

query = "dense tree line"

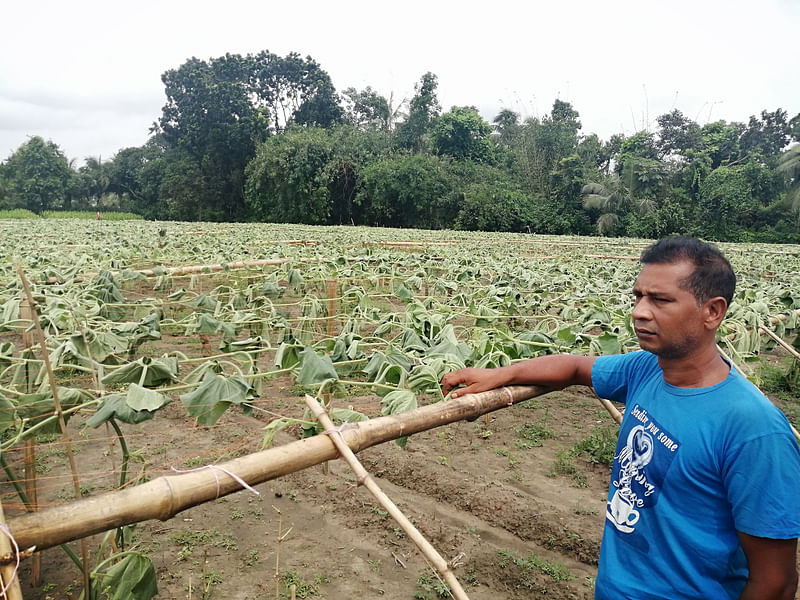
[1,49,799,242]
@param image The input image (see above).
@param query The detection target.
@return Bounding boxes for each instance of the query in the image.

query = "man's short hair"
[640,236,736,306]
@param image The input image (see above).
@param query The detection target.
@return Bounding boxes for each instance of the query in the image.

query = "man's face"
[631,260,707,360]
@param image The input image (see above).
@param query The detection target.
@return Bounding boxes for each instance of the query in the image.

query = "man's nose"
[632,299,651,320]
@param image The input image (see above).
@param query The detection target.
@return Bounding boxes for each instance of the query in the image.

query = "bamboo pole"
[19,296,40,586]
[0,499,23,600]
[597,397,623,425]
[759,325,800,363]
[6,385,550,552]
[44,256,385,284]
[304,395,470,600]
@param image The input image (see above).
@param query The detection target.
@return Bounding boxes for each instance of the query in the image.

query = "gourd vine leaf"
[0,394,17,435]
[394,283,414,302]
[14,387,92,434]
[188,294,219,312]
[299,406,370,438]
[180,371,256,426]
[287,268,305,289]
[94,552,158,600]
[591,331,622,355]
[380,390,418,448]
[295,347,339,385]
[102,356,179,387]
[0,342,15,368]
[274,342,301,369]
[86,385,168,427]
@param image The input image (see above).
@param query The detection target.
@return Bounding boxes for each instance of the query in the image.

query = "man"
[441,236,800,599]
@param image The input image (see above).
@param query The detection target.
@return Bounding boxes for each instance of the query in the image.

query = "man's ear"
[704,296,728,329]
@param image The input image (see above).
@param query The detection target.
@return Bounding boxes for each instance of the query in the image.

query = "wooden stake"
[16,265,91,596]
[325,279,338,339]
[6,384,551,552]
[23,441,38,586]
[303,395,470,600]
[19,296,40,587]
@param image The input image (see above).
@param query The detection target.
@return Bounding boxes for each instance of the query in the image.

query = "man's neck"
[658,345,731,388]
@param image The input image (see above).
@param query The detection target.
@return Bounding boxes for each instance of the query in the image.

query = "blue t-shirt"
[591,351,800,600]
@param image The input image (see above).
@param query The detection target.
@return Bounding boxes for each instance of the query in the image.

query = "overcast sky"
[2,0,798,166]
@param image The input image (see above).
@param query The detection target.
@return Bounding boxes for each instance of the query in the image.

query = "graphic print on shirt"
[606,404,679,536]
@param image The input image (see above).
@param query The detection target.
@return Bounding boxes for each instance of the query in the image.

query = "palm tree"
[81,156,110,208]
[581,160,657,236]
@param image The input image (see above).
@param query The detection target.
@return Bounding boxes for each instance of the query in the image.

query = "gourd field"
[0,220,798,600]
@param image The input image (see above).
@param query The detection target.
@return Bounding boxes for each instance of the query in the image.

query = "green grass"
[573,426,618,466]
[514,420,556,449]
[497,548,573,584]
[0,209,38,219]
[41,210,143,220]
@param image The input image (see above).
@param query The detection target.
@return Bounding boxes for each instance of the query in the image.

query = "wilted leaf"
[296,347,338,385]
[95,552,158,600]
[180,371,256,426]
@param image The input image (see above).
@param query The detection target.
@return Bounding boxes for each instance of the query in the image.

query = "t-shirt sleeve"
[591,351,654,405]
[724,430,800,539]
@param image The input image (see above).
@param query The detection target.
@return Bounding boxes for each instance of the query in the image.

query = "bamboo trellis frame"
[6,384,552,553]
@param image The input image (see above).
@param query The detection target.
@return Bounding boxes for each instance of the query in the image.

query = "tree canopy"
[2,49,799,243]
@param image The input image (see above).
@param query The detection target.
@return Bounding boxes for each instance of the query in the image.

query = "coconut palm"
[581,159,658,236]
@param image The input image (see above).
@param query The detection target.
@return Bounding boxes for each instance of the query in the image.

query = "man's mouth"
[635,328,656,338]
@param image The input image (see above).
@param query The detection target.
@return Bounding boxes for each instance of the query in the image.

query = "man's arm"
[441,354,596,398]
[737,533,798,600]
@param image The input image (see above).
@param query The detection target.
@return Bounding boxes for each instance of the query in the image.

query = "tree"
[695,165,756,240]
[395,72,440,152]
[777,145,800,225]
[249,51,342,133]
[245,126,336,224]
[355,154,453,228]
[430,106,494,163]
[157,54,262,220]
[454,185,535,232]
[656,110,701,162]
[739,108,793,157]
[342,87,402,131]
[79,156,110,208]
[1,136,72,212]
[696,120,744,169]
[515,100,582,196]
[492,109,521,148]
[107,138,170,219]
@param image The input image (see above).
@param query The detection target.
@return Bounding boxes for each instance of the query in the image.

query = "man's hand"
[441,355,596,399]
[441,367,510,398]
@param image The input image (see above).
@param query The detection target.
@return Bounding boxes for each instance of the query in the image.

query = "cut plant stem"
[303,394,471,600]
